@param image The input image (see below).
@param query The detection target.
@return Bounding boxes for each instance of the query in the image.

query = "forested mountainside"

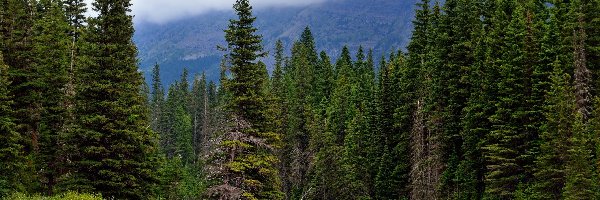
[2,0,600,199]
[134,0,416,84]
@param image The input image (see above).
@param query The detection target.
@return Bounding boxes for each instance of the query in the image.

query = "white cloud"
[84,0,328,24]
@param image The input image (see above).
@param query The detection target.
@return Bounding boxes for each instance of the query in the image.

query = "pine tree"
[207,0,283,199]
[0,50,25,197]
[532,63,575,199]
[483,2,538,199]
[191,73,207,158]
[150,64,165,135]
[307,46,354,199]
[563,114,597,199]
[529,2,572,198]
[31,0,71,194]
[375,53,410,199]
[0,0,40,191]
[65,0,159,197]
[342,47,379,198]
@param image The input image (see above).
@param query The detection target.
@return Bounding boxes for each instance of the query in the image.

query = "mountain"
[134,0,418,84]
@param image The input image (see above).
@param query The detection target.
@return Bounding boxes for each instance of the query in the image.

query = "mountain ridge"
[134,0,417,84]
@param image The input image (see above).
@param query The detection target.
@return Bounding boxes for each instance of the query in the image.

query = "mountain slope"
[134,0,417,84]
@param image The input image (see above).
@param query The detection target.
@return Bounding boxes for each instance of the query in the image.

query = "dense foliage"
[1,0,600,199]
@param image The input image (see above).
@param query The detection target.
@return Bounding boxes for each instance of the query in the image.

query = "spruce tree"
[483,2,539,198]
[150,63,165,135]
[342,47,379,198]
[436,0,483,197]
[65,0,159,197]
[530,3,572,199]
[280,40,313,198]
[191,73,207,158]
[308,46,354,199]
[455,1,492,199]
[0,0,40,191]
[207,0,283,199]
[533,64,575,199]
[0,51,25,197]
[375,53,410,200]
[563,114,597,199]
[31,0,71,194]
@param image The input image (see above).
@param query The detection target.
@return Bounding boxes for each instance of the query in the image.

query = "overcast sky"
[84,0,330,24]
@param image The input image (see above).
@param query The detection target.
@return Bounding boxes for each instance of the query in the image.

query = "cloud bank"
[84,0,329,24]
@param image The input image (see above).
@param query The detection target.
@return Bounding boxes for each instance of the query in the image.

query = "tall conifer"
[66,0,159,197]
[207,0,283,199]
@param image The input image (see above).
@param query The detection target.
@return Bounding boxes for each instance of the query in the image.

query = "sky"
[84,0,330,24]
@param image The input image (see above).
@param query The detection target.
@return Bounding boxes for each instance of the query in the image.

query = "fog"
[84,0,331,24]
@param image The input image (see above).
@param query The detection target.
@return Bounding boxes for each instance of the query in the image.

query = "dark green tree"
[150,64,165,135]
[191,73,208,158]
[532,63,575,199]
[563,114,597,199]
[374,52,410,199]
[483,2,542,198]
[0,50,26,197]
[65,0,160,197]
[207,0,283,199]
[31,0,71,194]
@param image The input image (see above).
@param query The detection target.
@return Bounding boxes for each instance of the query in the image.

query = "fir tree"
[65,0,159,197]
[0,50,25,197]
[532,64,575,199]
[563,114,597,199]
[483,2,539,199]
[207,0,283,199]
[0,0,39,191]
[150,63,165,135]
[191,73,207,158]
[31,0,71,194]
[375,53,410,200]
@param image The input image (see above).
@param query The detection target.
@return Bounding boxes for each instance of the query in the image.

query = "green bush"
[3,192,101,200]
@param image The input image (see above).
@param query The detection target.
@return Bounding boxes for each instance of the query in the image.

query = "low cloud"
[84,0,329,24]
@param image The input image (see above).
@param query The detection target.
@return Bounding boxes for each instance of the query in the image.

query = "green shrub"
[2,192,101,200]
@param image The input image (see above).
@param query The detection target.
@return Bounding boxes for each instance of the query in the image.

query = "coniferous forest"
[1,0,600,199]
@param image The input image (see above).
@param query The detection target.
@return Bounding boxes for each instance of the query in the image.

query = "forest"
[1,0,600,199]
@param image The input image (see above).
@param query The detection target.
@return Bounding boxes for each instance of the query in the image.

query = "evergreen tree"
[150,64,165,135]
[375,53,410,200]
[483,2,540,198]
[342,47,379,198]
[329,46,353,145]
[405,0,445,199]
[454,1,492,199]
[436,0,483,197]
[191,73,207,158]
[0,0,40,191]
[207,0,283,199]
[308,46,354,199]
[563,114,597,199]
[530,3,572,198]
[0,51,25,197]
[63,0,87,116]
[532,63,575,199]
[65,0,159,197]
[31,0,71,194]
[569,0,592,121]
